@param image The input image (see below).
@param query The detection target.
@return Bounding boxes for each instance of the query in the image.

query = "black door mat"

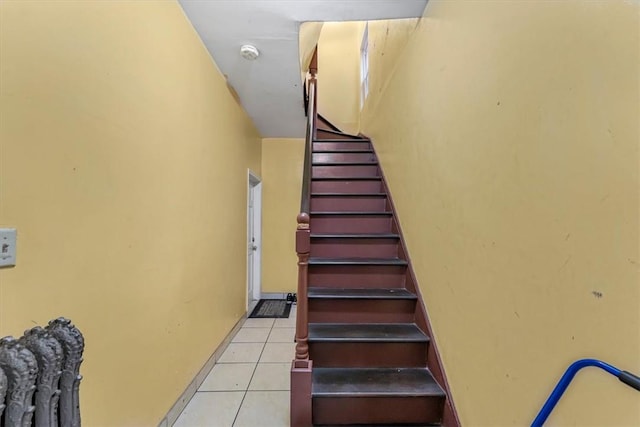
[249,299,292,318]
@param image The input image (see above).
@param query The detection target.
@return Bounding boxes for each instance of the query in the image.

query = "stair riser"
[316,130,357,140]
[313,153,376,163]
[308,299,415,323]
[311,180,382,193]
[317,120,336,132]
[308,265,406,288]
[312,396,445,425]
[313,165,379,178]
[310,216,392,233]
[313,142,371,151]
[309,342,427,367]
[310,239,399,258]
[310,197,387,212]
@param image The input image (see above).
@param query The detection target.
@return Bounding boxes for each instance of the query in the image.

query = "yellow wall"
[358,1,639,425]
[299,22,323,75]
[316,19,418,134]
[359,19,419,124]
[0,1,261,426]
[317,22,365,135]
[261,139,305,293]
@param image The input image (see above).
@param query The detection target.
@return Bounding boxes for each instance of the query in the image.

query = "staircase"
[291,113,459,426]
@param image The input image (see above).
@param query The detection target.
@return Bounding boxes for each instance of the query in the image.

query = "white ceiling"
[178,1,428,137]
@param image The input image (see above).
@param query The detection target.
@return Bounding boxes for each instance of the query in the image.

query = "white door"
[247,172,262,311]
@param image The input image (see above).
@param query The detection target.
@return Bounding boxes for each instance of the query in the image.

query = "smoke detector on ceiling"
[240,45,260,60]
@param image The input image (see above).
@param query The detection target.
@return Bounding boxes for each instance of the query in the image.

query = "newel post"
[291,212,312,427]
[295,212,310,360]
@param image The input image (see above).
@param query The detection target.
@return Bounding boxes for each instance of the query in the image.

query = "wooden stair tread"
[308,288,415,299]
[312,367,444,397]
[308,323,428,342]
[315,424,440,427]
[314,130,368,136]
[311,149,373,153]
[311,193,386,197]
[310,211,393,216]
[310,233,399,239]
[315,128,363,138]
[313,138,370,142]
[311,176,381,181]
[313,161,377,166]
[309,257,407,266]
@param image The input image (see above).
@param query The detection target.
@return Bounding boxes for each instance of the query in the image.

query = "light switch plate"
[0,228,17,267]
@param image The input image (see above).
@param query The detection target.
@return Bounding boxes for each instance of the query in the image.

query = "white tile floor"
[173,306,296,427]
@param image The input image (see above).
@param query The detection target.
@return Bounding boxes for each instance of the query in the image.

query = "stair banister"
[291,47,317,427]
[295,47,317,363]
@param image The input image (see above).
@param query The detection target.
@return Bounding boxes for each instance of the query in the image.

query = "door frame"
[247,170,262,313]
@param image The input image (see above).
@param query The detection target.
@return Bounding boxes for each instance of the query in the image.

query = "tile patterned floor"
[173,306,296,427]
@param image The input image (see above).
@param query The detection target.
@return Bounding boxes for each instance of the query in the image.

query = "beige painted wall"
[0,1,261,426]
[316,19,417,134]
[358,1,640,425]
[299,22,323,74]
[359,18,419,125]
[317,21,365,134]
[261,139,305,293]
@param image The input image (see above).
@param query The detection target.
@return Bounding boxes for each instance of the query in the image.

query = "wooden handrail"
[295,47,318,362]
[303,47,318,117]
[299,77,315,215]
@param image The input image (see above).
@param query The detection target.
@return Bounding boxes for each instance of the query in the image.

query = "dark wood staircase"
[291,122,458,426]
[292,55,457,425]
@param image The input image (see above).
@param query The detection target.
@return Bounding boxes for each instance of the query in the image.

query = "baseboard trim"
[157,315,247,427]
[261,292,287,300]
